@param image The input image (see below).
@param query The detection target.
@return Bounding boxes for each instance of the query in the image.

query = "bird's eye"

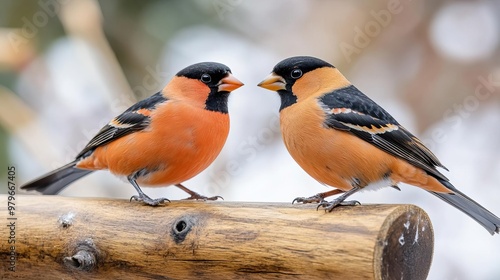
[201,73,212,83]
[291,69,302,79]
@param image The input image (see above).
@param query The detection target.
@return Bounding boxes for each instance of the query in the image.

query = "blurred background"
[1,0,499,278]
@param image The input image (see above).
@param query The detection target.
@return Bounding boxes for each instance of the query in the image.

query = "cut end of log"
[375,205,434,280]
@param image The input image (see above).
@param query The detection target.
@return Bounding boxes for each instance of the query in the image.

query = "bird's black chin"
[278,90,297,111]
[205,91,229,114]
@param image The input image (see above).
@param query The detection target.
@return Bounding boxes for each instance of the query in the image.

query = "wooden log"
[0,195,433,279]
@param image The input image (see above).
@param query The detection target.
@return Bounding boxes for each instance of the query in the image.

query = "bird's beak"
[218,73,244,92]
[257,73,286,91]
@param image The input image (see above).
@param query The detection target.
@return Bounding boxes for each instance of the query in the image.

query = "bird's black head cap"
[272,56,334,87]
[176,62,232,88]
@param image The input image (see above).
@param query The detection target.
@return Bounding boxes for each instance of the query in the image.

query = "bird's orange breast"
[279,98,398,191]
[280,97,452,193]
[77,101,229,186]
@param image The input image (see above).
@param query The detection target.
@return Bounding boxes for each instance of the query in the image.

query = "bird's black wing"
[76,91,168,159]
[319,85,448,181]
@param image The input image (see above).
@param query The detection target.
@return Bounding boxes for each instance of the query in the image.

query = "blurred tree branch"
[0,86,56,167]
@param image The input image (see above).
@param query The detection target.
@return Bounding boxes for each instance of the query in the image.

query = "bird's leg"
[318,186,361,212]
[175,184,223,201]
[128,177,170,206]
[293,189,345,204]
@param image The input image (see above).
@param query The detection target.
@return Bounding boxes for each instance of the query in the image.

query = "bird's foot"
[130,193,170,206]
[292,194,326,204]
[317,199,360,212]
[175,183,223,201]
[182,192,223,201]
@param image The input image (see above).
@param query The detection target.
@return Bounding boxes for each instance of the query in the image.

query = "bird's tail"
[431,179,500,235]
[20,161,93,195]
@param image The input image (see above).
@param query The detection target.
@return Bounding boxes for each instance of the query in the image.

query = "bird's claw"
[292,194,326,204]
[183,193,223,201]
[317,199,361,212]
[130,194,170,206]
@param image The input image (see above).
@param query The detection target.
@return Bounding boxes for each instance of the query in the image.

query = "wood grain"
[0,195,433,279]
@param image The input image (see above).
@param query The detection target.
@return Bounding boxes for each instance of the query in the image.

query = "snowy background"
[1,1,500,279]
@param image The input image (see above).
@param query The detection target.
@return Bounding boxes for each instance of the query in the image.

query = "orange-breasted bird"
[258,56,500,234]
[21,62,244,206]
